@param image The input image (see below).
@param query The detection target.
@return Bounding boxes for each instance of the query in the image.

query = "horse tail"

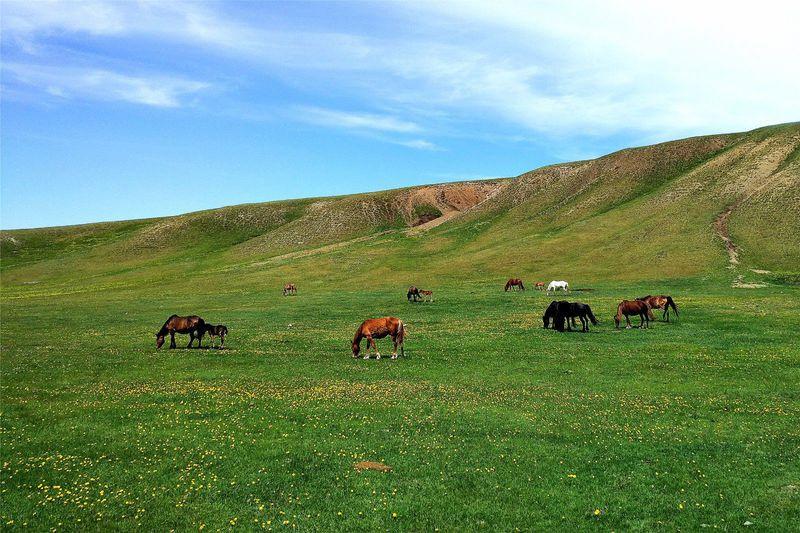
[586,306,598,325]
[666,296,679,317]
[397,320,406,357]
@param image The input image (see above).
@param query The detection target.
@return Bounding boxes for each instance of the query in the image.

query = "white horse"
[546,280,569,293]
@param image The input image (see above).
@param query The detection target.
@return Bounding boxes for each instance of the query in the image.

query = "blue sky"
[2,1,798,229]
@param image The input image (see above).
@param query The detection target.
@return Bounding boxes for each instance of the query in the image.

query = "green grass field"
[2,276,799,530]
[2,124,799,530]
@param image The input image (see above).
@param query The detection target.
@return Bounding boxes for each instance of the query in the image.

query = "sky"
[1,1,798,229]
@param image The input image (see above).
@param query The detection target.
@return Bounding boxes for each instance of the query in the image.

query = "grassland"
[1,124,799,530]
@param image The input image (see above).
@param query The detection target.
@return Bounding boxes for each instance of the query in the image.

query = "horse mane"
[157,314,178,336]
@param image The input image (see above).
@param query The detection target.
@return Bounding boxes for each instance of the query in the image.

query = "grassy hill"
[2,123,798,296]
[1,123,799,530]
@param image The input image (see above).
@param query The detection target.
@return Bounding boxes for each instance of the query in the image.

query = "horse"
[283,283,297,296]
[202,324,228,349]
[352,317,406,359]
[614,300,652,329]
[407,286,421,302]
[419,289,434,302]
[543,300,570,330]
[156,315,205,349]
[568,302,598,332]
[505,278,525,291]
[543,301,598,332]
[535,282,545,290]
[546,280,569,293]
[636,295,679,322]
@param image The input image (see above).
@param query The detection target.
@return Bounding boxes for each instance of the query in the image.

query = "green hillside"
[2,123,798,295]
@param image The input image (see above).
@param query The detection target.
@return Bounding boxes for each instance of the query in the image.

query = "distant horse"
[535,282,546,290]
[407,286,421,302]
[352,317,406,359]
[283,283,297,296]
[419,289,434,302]
[614,300,652,329]
[505,278,525,291]
[156,315,205,349]
[546,280,569,293]
[203,324,228,349]
[636,295,679,322]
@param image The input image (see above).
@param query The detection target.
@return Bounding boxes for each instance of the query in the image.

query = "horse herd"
[154,280,679,358]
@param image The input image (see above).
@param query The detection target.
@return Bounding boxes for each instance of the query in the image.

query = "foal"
[203,324,228,349]
[283,283,297,296]
[352,317,406,359]
[419,289,434,302]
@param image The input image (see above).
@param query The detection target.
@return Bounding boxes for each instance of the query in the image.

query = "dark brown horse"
[407,286,421,302]
[614,300,652,329]
[202,324,228,349]
[636,295,679,322]
[283,283,297,296]
[156,315,205,349]
[352,317,406,359]
[505,278,525,291]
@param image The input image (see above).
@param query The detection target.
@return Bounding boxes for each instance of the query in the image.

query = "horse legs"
[219,334,225,349]
[391,334,399,359]
[196,330,202,348]
[187,332,195,348]
[169,331,176,349]
[663,308,669,322]
[581,315,588,332]
[625,314,632,329]
[639,312,646,329]
[364,336,374,359]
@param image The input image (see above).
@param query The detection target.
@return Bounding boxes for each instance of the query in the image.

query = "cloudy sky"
[2,0,798,228]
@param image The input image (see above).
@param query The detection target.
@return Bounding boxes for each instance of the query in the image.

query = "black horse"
[543,301,598,332]
[567,302,598,332]
[407,286,421,302]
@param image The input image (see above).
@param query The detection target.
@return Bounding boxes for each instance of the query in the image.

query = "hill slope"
[2,123,798,295]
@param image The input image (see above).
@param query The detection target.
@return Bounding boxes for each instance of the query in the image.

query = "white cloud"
[2,0,798,139]
[4,63,210,107]
[392,139,441,151]
[295,106,421,133]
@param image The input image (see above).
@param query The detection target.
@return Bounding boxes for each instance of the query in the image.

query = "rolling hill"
[2,123,798,295]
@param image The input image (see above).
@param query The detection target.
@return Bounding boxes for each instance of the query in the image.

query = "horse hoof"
[363,355,370,360]
[376,355,381,360]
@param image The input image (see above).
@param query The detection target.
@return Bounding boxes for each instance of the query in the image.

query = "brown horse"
[202,324,228,349]
[636,295,679,322]
[535,281,545,290]
[407,286,421,302]
[419,289,434,302]
[352,317,406,359]
[505,278,525,291]
[156,315,205,349]
[614,300,652,329]
[283,283,297,296]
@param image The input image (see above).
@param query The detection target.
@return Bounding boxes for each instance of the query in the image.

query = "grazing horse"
[568,302,598,332]
[407,286,421,302]
[614,300,652,329]
[535,281,546,290]
[203,324,228,349]
[636,295,679,322]
[543,301,598,332]
[505,278,525,291]
[352,317,406,359]
[283,283,297,296]
[419,289,434,302]
[156,315,205,349]
[546,280,569,293]
[543,300,570,330]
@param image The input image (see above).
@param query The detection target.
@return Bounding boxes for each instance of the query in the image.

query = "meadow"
[2,275,799,530]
